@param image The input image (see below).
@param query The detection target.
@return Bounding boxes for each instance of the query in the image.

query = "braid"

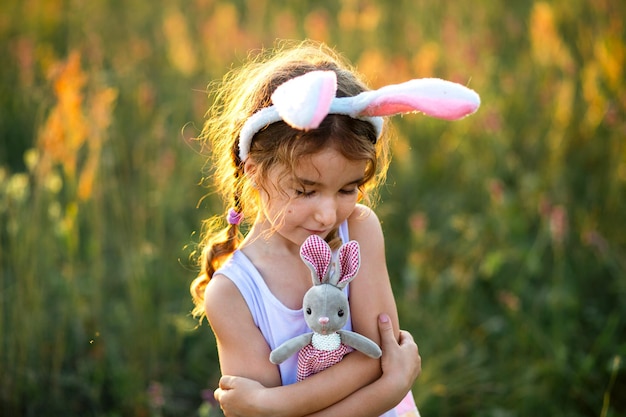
[190,182,245,320]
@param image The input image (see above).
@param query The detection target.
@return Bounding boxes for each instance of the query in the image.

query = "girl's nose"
[314,197,337,226]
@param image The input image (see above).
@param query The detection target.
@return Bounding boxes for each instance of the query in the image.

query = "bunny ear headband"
[238,70,480,161]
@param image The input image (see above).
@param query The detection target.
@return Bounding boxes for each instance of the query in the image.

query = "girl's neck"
[241,219,300,258]
[240,220,314,310]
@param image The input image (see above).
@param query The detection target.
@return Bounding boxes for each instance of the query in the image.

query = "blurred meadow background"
[1,0,625,416]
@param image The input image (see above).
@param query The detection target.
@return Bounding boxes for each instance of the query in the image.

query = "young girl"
[190,40,479,417]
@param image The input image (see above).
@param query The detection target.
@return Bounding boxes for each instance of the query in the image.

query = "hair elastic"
[238,70,480,161]
[226,208,243,225]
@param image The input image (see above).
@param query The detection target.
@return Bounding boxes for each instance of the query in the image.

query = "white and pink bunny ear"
[350,78,481,121]
[333,240,361,289]
[300,235,332,285]
[271,70,337,131]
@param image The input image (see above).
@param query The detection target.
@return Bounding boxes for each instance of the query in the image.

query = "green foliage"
[1,0,624,416]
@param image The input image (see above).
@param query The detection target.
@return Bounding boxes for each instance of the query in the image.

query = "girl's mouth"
[305,228,328,236]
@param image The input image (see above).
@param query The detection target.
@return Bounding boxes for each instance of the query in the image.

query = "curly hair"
[189,40,391,320]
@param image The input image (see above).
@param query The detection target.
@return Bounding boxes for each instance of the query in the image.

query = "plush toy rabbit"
[269,234,382,381]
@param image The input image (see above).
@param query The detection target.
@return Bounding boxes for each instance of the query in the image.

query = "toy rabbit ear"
[334,240,361,288]
[300,235,332,285]
[271,71,337,131]
[355,78,480,121]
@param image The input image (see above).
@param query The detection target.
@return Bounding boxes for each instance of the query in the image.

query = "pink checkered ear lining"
[300,234,333,284]
[336,241,360,285]
[238,70,481,161]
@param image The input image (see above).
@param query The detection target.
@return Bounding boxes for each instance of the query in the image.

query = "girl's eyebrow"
[295,176,364,186]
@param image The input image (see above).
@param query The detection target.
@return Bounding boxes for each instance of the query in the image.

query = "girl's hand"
[214,376,274,417]
[378,313,421,393]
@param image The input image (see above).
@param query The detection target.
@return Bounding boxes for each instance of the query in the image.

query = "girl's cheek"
[339,202,356,219]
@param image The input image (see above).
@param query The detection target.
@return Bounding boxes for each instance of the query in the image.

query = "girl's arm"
[347,205,402,359]
[216,314,421,417]
[204,274,282,390]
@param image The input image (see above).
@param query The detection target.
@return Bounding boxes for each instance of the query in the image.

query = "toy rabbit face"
[302,284,350,335]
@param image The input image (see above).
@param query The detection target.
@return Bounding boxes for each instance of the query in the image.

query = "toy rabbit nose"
[318,317,329,325]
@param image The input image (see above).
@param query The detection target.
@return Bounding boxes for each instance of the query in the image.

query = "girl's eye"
[340,188,358,195]
[295,189,315,198]
[294,187,358,197]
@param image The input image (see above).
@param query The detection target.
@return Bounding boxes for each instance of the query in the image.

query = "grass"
[1,0,625,415]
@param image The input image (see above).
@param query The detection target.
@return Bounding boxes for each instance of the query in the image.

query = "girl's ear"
[243,158,257,176]
[243,158,259,189]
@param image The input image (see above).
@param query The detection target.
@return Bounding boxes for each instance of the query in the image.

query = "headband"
[238,70,480,161]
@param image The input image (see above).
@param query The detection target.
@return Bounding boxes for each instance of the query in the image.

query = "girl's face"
[256,146,367,247]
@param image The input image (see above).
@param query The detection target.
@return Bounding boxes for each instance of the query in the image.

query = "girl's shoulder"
[204,270,251,325]
[347,204,384,243]
[348,203,381,226]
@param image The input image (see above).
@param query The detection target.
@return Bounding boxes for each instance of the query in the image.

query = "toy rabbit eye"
[306,307,312,315]
[338,309,344,317]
